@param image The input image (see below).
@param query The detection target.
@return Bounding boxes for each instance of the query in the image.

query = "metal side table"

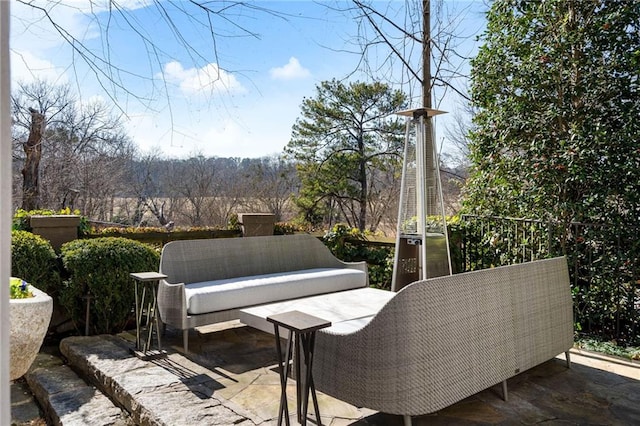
[267,310,331,426]
[130,272,167,360]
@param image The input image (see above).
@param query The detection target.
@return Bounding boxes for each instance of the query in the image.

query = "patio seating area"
[11,319,640,425]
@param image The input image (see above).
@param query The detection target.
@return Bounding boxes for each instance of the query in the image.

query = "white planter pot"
[10,286,53,381]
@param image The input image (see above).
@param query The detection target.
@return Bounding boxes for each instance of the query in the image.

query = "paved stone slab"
[11,378,44,425]
[25,354,132,426]
[61,335,260,426]
[47,326,640,426]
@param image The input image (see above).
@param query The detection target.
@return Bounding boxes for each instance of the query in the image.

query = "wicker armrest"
[157,280,188,329]
[343,261,369,285]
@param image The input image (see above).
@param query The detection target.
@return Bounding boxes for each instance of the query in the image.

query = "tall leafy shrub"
[466,0,640,230]
[465,0,640,345]
[60,237,159,335]
[11,230,60,294]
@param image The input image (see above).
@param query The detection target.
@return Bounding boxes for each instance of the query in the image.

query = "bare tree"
[162,155,243,227]
[12,80,135,215]
[20,108,44,210]
[239,156,298,222]
[443,103,475,168]
[15,1,285,115]
[12,81,73,209]
[330,1,478,105]
[128,153,173,226]
[319,0,483,224]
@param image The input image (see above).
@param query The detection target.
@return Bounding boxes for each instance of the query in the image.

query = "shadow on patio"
[18,318,639,425]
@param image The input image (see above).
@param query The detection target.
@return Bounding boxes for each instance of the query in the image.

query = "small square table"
[130,272,167,360]
[267,310,331,426]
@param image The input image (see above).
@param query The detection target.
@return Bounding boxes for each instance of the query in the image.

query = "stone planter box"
[30,215,81,251]
[237,213,276,237]
[10,286,53,380]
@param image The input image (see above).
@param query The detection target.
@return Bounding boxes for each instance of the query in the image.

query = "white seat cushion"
[184,268,366,315]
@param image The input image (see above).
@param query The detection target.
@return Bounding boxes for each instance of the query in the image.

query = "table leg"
[144,287,152,328]
[134,281,141,350]
[140,286,147,327]
[308,333,322,424]
[295,332,302,424]
[145,284,155,352]
[301,333,311,425]
[151,285,162,351]
[300,332,322,426]
[274,325,292,426]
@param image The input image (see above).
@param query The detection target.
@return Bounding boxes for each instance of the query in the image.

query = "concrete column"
[30,215,81,251]
[237,213,276,237]
[1,1,12,423]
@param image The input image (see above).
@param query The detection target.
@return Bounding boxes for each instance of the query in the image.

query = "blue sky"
[10,1,486,159]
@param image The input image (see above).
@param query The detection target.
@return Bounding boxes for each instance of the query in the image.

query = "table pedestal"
[267,310,331,426]
[130,272,167,360]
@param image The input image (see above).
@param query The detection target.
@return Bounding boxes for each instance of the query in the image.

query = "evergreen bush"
[322,224,393,290]
[60,237,159,335]
[11,230,61,295]
[274,222,302,235]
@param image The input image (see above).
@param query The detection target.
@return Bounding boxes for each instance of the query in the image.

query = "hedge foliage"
[60,237,160,335]
[322,224,393,290]
[11,230,61,295]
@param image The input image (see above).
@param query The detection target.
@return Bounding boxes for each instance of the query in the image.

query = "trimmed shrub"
[274,222,302,235]
[11,230,61,295]
[322,224,393,290]
[60,237,160,335]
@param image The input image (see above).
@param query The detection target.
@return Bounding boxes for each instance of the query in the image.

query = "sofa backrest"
[505,257,573,371]
[160,234,347,284]
[314,256,573,415]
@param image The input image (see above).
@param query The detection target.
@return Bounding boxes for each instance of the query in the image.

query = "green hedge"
[60,237,160,335]
[322,224,394,290]
[11,230,61,295]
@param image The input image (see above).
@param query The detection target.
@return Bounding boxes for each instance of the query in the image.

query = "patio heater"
[391,107,452,292]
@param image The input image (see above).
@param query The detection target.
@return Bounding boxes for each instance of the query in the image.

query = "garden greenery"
[463,0,640,347]
[11,230,60,295]
[60,237,159,335]
[10,277,33,299]
[466,0,640,227]
[322,224,393,290]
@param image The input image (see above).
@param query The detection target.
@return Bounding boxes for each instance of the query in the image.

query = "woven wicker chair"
[313,256,574,426]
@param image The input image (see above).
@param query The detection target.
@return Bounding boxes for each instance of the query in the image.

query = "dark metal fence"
[457,215,640,345]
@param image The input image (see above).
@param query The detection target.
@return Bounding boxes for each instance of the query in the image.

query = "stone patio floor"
[11,320,640,425]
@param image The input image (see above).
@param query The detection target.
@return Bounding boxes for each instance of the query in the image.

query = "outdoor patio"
[11,319,640,425]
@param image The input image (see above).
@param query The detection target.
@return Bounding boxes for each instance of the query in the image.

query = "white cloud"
[269,57,311,80]
[10,50,68,86]
[125,106,288,160]
[162,61,245,96]
[86,0,154,12]
[11,2,98,52]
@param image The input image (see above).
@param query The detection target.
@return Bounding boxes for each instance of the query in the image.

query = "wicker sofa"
[313,256,574,426]
[157,234,368,351]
